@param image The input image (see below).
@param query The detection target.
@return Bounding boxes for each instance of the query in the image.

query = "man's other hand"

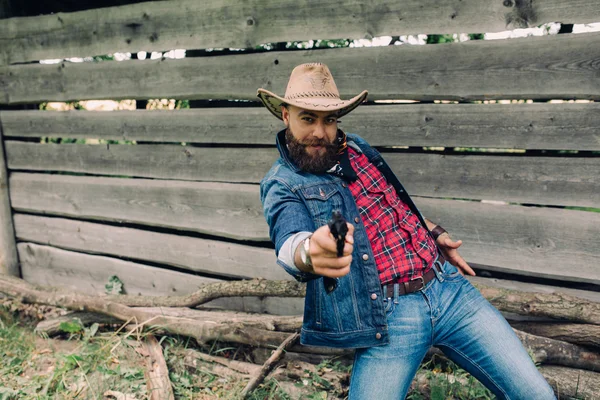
[436,234,476,276]
[310,222,354,278]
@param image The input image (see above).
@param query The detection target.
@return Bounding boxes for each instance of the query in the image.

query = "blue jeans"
[349,261,556,400]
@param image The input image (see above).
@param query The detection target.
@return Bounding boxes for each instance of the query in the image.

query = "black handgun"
[323,211,348,294]
[329,210,348,257]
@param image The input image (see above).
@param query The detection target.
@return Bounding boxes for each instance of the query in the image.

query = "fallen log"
[35,308,303,337]
[0,275,295,346]
[4,275,599,325]
[540,366,600,399]
[241,332,299,398]
[106,278,306,308]
[179,346,600,400]
[35,311,121,336]
[140,334,175,400]
[4,276,599,372]
[511,322,600,349]
[180,348,261,376]
[472,283,600,325]
[513,330,600,372]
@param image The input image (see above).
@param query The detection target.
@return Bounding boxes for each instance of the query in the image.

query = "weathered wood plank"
[3,102,600,150]
[6,142,598,207]
[0,123,18,276]
[2,0,599,65]
[2,32,600,104]
[17,242,304,315]
[14,213,600,298]
[467,276,600,304]
[386,154,599,208]
[13,213,289,281]
[9,173,600,284]
[5,141,278,183]
[18,242,220,296]
[418,198,600,285]
[5,142,278,184]
[9,173,268,241]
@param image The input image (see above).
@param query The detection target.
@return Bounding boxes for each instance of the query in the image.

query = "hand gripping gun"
[323,211,348,294]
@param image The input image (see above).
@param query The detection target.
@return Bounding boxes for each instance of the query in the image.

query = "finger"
[314,255,352,270]
[442,238,462,249]
[316,264,350,278]
[457,259,476,276]
[346,233,354,245]
[343,242,354,257]
[346,222,355,236]
[312,235,339,255]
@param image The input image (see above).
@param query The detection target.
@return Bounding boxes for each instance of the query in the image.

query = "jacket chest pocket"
[300,183,344,227]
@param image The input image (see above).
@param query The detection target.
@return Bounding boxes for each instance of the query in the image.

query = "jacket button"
[362,254,369,261]
[371,293,377,300]
[376,333,382,340]
[341,183,347,188]
[354,217,360,223]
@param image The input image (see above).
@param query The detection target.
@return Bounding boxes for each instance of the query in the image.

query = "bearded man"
[258,63,555,399]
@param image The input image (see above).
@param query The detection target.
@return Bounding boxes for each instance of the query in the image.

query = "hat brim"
[257,89,368,120]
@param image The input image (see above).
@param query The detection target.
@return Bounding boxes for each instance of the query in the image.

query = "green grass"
[1,301,504,400]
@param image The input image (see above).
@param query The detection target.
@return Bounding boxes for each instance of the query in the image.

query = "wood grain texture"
[17,242,304,315]
[0,124,19,276]
[2,32,600,104]
[6,142,598,207]
[9,173,268,241]
[2,0,599,65]
[142,335,175,400]
[419,197,600,285]
[18,242,220,296]
[3,102,600,150]
[13,213,289,280]
[467,276,600,304]
[5,142,278,184]
[9,173,600,284]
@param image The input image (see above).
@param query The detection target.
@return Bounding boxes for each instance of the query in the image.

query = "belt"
[382,252,446,298]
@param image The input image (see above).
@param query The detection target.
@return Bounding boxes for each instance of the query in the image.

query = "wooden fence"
[0,0,599,314]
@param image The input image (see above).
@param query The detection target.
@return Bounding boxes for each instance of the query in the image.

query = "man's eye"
[302,117,314,123]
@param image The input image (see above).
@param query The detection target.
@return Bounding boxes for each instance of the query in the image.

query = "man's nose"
[312,121,326,138]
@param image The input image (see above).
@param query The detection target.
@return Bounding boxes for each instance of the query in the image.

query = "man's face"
[281,105,339,173]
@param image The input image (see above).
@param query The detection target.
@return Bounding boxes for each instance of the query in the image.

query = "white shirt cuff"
[278,231,313,270]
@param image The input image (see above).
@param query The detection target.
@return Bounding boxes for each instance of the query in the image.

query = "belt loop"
[433,255,444,283]
[382,284,389,299]
[393,283,399,304]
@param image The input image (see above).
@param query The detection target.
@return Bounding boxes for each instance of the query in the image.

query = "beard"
[285,128,339,174]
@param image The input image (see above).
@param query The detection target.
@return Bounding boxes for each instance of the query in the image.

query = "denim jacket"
[260,130,433,348]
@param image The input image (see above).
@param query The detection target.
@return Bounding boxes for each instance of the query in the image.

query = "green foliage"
[247,378,292,400]
[105,275,124,295]
[91,55,115,62]
[426,34,456,44]
[58,319,84,334]
[0,387,18,400]
[258,39,352,50]
[566,206,600,213]
[176,99,190,109]
[407,360,495,400]
[468,33,485,41]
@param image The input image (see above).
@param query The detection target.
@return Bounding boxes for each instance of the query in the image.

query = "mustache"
[299,138,336,147]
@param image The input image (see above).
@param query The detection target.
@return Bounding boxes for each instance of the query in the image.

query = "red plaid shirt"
[347,147,438,284]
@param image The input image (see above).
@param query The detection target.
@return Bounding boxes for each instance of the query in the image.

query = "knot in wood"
[246,17,255,26]
[503,0,514,7]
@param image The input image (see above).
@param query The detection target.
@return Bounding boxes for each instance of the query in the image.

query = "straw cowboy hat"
[257,63,368,120]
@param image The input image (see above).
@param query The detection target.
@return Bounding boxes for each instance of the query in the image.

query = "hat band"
[286,91,339,100]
